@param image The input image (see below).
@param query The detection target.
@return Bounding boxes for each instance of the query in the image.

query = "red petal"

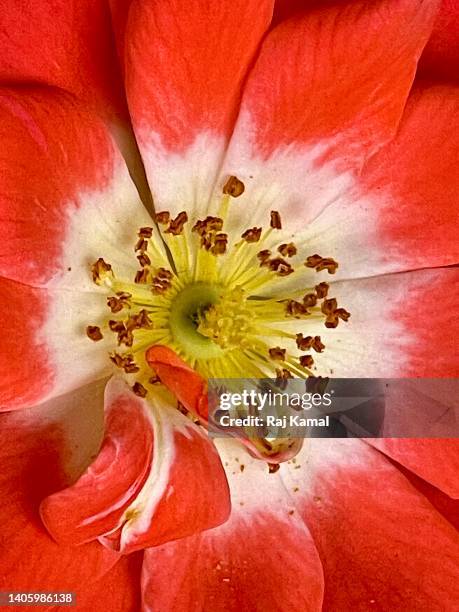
[229,0,438,169]
[419,0,459,82]
[357,83,459,274]
[0,382,120,594]
[0,277,113,410]
[71,553,142,612]
[146,345,208,420]
[142,440,324,612]
[0,278,53,409]
[40,380,154,545]
[368,439,459,499]
[125,0,273,149]
[122,0,274,215]
[284,439,459,610]
[271,0,308,27]
[41,378,231,553]
[0,0,124,120]
[266,83,459,280]
[392,266,459,377]
[281,83,459,279]
[0,87,149,289]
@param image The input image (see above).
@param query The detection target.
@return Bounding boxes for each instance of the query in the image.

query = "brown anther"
[149,376,161,385]
[299,355,314,368]
[278,242,297,257]
[125,315,140,331]
[192,216,223,235]
[223,175,245,197]
[109,352,124,368]
[108,320,125,332]
[125,309,152,331]
[135,237,148,252]
[151,267,173,294]
[270,211,282,229]
[241,227,262,243]
[321,298,338,316]
[134,269,149,284]
[108,318,134,346]
[285,300,308,317]
[325,315,339,329]
[132,382,147,398]
[257,249,271,265]
[109,353,139,374]
[303,293,318,308]
[107,292,131,313]
[316,257,339,274]
[137,252,151,267]
[107,297,123,313]
[296,333,314,351]
[269,347,287,361]
[335,308,351,322]
[154,211,170,225]
[117,327,134,347]
[166,211,188,235]
[315,282,329,299]
[275,368,294,380]
[157,267,173,280]
[152,280,170,294]
[305,254,323,269]
[86,325,103,341]
[312,336,325,353]
[138,227,153,238]
[211,233,228,255]
[268,257,294,276]
[91,258,113,285]
[268,463,280,474]
[135,309,153,329]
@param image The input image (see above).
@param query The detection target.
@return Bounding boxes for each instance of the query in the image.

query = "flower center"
[86,176,350,405]
[168,282,224,359]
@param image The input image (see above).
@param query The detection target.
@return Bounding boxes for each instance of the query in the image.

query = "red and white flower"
[0,0,458,610]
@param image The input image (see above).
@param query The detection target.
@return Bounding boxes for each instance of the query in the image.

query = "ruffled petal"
[41,377,231,553]
[0,0,124,119]
[218,0,438,234]
[123,0,274,215]
[141,439,324,612]
[0,381,121,594]
[283,438,459,610]
[40,378,154,545]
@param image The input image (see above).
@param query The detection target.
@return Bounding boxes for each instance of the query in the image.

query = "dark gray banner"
[207,378,458,439]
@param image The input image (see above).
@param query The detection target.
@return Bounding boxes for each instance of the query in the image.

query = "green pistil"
[169,282,224,360]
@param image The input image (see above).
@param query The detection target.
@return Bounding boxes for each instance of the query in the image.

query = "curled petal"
[0,381,119,594]
[41,377,231,553]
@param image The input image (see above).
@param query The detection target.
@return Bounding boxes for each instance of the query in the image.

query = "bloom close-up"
[1,0,458,610]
